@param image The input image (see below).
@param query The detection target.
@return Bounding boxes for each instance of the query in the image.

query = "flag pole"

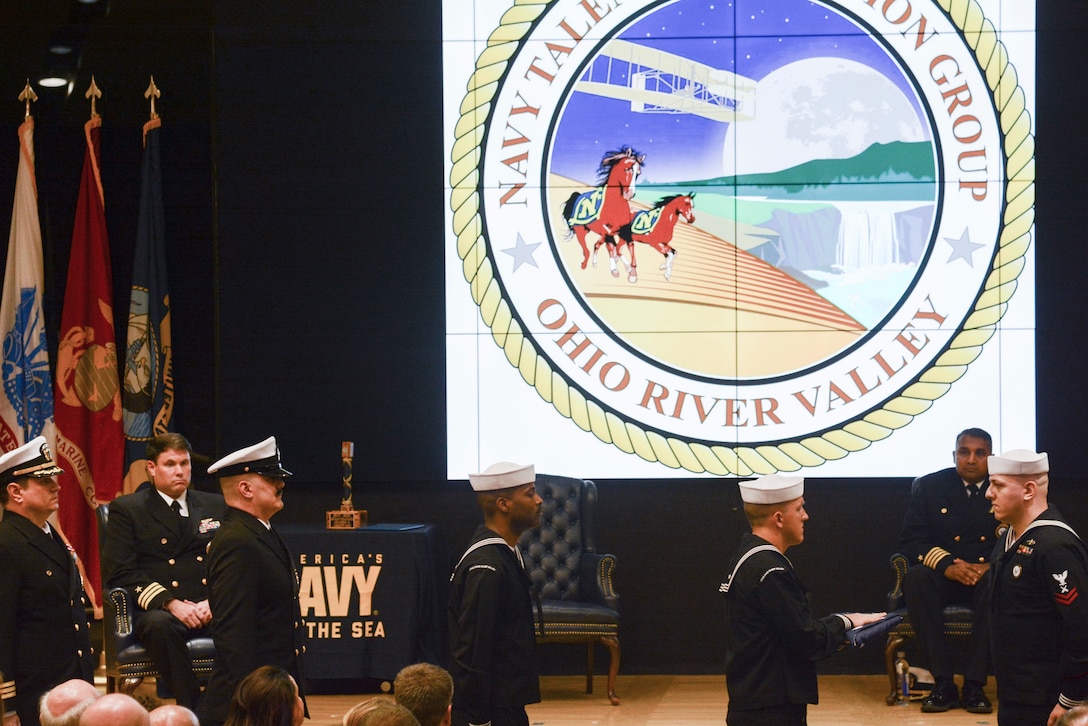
[84,78,105,208]
[124,75,173,493]
[85,76,101,119]
[1,80,54,450]
[54,73,124,598]
[143,76,161,146]
[145,76,160,120]
[18,80,37,119]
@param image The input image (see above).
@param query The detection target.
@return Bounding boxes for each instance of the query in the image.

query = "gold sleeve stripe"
[923,547,952,569]
[1,680,15,699]
[137,582,168,610]
[1059,694,1087,709]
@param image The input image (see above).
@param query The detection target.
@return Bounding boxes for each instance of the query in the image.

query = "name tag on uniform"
[199,518,221,534]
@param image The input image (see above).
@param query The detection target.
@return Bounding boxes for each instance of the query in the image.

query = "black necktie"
[170,499,186,533]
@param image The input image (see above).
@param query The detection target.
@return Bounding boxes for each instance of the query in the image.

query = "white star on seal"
[944,228,985,267]
[502,233,542,272]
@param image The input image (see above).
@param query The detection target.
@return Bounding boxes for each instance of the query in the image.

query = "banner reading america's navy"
[0,115,56,453]
[280,524,448,680]
[122,117,174,492]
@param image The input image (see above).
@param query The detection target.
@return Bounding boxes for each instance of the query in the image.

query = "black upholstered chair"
[883,552,974,704]
[518,475,621,705]
[97,503,216,695]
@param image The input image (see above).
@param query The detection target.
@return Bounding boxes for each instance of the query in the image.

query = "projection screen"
[444,0,1036,479]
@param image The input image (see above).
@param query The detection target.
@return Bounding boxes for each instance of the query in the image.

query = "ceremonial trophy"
[326,441,366,529]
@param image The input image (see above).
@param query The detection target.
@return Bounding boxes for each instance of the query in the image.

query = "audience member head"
[393,663,452,726]
[343,697,420,726]
[145,433,194,499]
[39,678,100,726]
[78,693,149,726]
[0,437,64,526]
[1058,705,1088,726]
[224,665,304,726]
[209,437,293,521]
[954,427,992,484]
[148,704,200,726]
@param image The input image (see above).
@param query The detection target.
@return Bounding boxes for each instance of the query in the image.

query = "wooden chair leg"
[885,634,907,706]
[601,634,620,705]
[585,640,595,694]
[120,676,144,696]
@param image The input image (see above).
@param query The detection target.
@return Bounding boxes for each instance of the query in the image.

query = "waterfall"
[836,208,899,270]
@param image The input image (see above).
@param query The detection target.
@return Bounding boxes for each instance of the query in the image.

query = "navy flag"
[122,114,174,492]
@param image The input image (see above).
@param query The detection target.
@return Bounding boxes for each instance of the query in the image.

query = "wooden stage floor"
[296,675,997,725]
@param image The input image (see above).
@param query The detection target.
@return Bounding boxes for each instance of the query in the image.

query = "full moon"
[722,57,926,177]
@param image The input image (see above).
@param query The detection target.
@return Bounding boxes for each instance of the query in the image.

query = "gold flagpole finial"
[86,76,102,119]
[144,76,160,120]
[19,80,38,119]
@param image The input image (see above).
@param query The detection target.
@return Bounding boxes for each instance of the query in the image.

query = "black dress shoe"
[962,690,993,714]
[920,684,961,713]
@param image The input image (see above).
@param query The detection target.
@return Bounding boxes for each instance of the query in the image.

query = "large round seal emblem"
[447,0,1035,476]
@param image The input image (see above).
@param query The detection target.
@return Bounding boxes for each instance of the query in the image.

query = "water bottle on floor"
[894,651,910,705]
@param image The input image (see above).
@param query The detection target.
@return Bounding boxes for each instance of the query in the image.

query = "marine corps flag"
[53,110,124,596]
[122,112,173,492]
[0,96,56,453]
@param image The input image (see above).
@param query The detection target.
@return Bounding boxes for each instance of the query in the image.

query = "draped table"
[278,523,449,683]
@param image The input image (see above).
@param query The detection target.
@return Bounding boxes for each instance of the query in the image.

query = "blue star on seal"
[502,233,541,272]
[944,228,985,267]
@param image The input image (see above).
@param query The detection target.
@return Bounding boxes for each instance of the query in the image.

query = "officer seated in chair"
[101,433,226,711]
[897,427,996,714]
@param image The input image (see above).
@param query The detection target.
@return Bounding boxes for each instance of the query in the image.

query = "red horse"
[611,194,695,283]
[561,146,645,270]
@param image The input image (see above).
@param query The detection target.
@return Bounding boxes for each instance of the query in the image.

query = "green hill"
[677,140,935,188]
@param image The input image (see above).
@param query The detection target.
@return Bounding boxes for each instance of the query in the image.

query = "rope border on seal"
[448,0,1034,475]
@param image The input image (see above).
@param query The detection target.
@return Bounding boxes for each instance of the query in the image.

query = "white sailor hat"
[739,474,804,505]
[208,436,293,478]
[988,449,1049,476]
[0,436,64,485]
[468,461,535,492]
